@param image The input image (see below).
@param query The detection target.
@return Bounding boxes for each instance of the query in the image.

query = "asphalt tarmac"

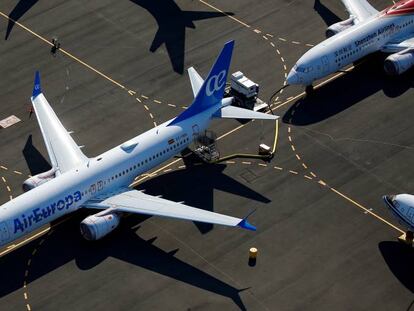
[1,0,414,310]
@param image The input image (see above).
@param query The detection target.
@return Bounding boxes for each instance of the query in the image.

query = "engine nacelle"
[80,213,121,241]
[22,168,56,192]
[384,49,414,75]
[326,18,355,38]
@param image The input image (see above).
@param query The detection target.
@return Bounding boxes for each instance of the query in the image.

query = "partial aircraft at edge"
[0,41,278,247]
[383,194,414,231]
[287,0,414,87]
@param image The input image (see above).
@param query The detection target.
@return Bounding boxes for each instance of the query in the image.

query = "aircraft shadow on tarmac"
[129,0,233,74]
[379,241,414,296]
[5,0,39,40]
[0,211,248,310]
[314,0,341,26]
[138,157,270,234]
[283,53,414,126]
[0,161,269,310]
[22,135,52,176]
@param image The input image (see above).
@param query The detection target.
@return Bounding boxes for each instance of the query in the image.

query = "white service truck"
[228,71,267,112]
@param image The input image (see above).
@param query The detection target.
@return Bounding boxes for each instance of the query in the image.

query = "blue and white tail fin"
[187,64,278,121]
[168,40,234,126]
[169,40,278,125]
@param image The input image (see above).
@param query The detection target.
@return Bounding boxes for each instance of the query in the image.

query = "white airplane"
[0,41,278,246]
[287,0,414,89]
[383,194,414,231]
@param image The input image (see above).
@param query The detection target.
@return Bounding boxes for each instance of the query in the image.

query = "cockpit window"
[295,65,313,73]
[392,199,400,208]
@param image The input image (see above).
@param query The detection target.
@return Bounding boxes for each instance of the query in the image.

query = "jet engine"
[22,168,57,192]
[80,212,121,241]
[326,18,355,38]
[384,48,414,75]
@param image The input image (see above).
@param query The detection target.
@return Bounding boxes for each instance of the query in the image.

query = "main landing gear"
[398,230,414,246]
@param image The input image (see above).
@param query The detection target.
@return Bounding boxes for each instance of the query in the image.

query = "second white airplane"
[287,0,414,88]
[0,41,278,247]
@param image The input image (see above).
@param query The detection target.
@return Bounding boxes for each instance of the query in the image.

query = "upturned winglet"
[237,209,257,231]
[32,71,42,99]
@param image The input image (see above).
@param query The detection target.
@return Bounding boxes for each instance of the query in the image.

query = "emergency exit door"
[321,55,330,74]
[0,222,10,244]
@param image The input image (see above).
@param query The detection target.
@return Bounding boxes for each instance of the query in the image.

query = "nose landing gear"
[398,230,414,246]
[305,85,314,96]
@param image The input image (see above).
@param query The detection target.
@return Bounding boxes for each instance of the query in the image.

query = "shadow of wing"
[5,0,39,40]
[313,0,341,26]
[22,135,52,176]
[106,228,248,310]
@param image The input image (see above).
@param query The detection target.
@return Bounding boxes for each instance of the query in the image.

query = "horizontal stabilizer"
[214,105,278,120]
[188,67,204,97]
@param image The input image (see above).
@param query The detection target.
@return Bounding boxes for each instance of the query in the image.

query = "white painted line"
[0,115,21,128]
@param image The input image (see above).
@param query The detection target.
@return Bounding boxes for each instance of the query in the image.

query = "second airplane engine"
[22,168,56,192]
[80,213,120,241]
[326,18,355,38]
[384,49,414,75]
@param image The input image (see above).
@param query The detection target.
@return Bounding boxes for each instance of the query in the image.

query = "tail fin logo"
[206,70,226,96]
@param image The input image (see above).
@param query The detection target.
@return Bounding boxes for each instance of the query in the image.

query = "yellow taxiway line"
[0,225,50,258]
[0,5,403,256]
[198,0,251,29]
[0,11,127,90]
[330,187,404,234]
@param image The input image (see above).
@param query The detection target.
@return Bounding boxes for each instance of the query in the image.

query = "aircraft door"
[192,124,200,140]
[0,222,10,244]
[321,55,330,74]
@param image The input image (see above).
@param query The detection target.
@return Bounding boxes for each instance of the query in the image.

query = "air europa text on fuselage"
[13,190,82,234]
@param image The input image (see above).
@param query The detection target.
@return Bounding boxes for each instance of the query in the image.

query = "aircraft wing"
[382,35,414,53]
[213,105,278,120]
[341,0,378,22]
[188,67,204,97]
[31,72,88,174]
[84,189,256,230]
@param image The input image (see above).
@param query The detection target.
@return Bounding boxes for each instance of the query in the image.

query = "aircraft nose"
[286,68,298,85]
[383,194,396,209]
